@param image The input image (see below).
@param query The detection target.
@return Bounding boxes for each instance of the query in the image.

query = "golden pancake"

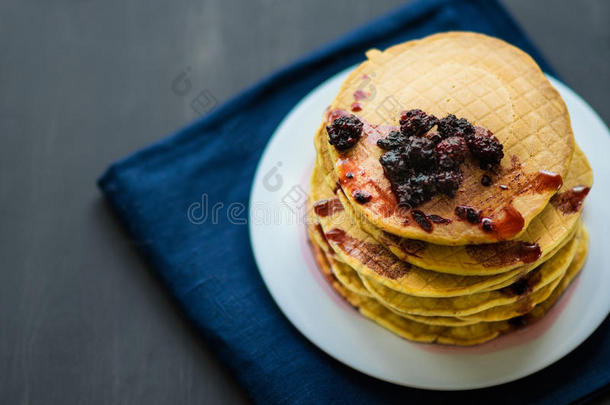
[329,255,371,297]
[327,146,591,274]
[404,226,589,326]
[321,32,574,245]
[307,222,588,345]
[311,214,581,324]
[307,216,372,297]
[359,230,578,317]
[310,162,577,297]
[318,225,583,327]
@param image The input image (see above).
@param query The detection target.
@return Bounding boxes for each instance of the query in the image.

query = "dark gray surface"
[1,0,608,403]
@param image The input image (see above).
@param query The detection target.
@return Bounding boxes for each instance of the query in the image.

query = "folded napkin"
[98,0,610,403]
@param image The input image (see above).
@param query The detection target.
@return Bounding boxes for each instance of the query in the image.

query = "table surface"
[1,0,609,403]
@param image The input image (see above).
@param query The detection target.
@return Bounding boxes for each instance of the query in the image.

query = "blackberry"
[455,205,481,224]
[467,209,481,223]
[377,130,407,150]
[411,210,433,232]
[352,190,372,204]
[428,214,451,224]
[435,136,469,169]
[379,149,410,182]
[425,131,443,145]
[403,136,437,169]
[327,115,363,151]
[466,127,504,168]
[435,170,462,197]
[410,172,437,192]
[437,114,474,139]
[376,109,504,212]
[394,182,419,208]
[394,173,436,208]
[481,217,494,232]
[399,109,439,137]
[379,136,437,182]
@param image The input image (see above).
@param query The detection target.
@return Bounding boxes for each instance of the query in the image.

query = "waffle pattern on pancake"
[323,32,575,245]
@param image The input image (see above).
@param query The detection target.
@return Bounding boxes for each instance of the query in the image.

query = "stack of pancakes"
[307,32,593,345]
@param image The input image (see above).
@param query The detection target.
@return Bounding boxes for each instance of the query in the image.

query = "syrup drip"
[466,241,541,267]
[533,170,563,193]
[313,198,344,217]
[480,204,525,239]
[324,228,409,279]
[550,186,590,214]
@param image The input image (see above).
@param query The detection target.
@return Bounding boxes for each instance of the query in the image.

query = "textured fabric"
[98,0,609,403]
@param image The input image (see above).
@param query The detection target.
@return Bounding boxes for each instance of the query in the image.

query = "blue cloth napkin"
[98,0,610,403]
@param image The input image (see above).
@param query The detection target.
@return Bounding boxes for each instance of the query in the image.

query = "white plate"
[248,67,610,390]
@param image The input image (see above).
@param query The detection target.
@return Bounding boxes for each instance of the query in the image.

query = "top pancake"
[324,32,574,245]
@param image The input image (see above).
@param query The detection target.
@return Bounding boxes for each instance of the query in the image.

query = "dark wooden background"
[1,0,608,403]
